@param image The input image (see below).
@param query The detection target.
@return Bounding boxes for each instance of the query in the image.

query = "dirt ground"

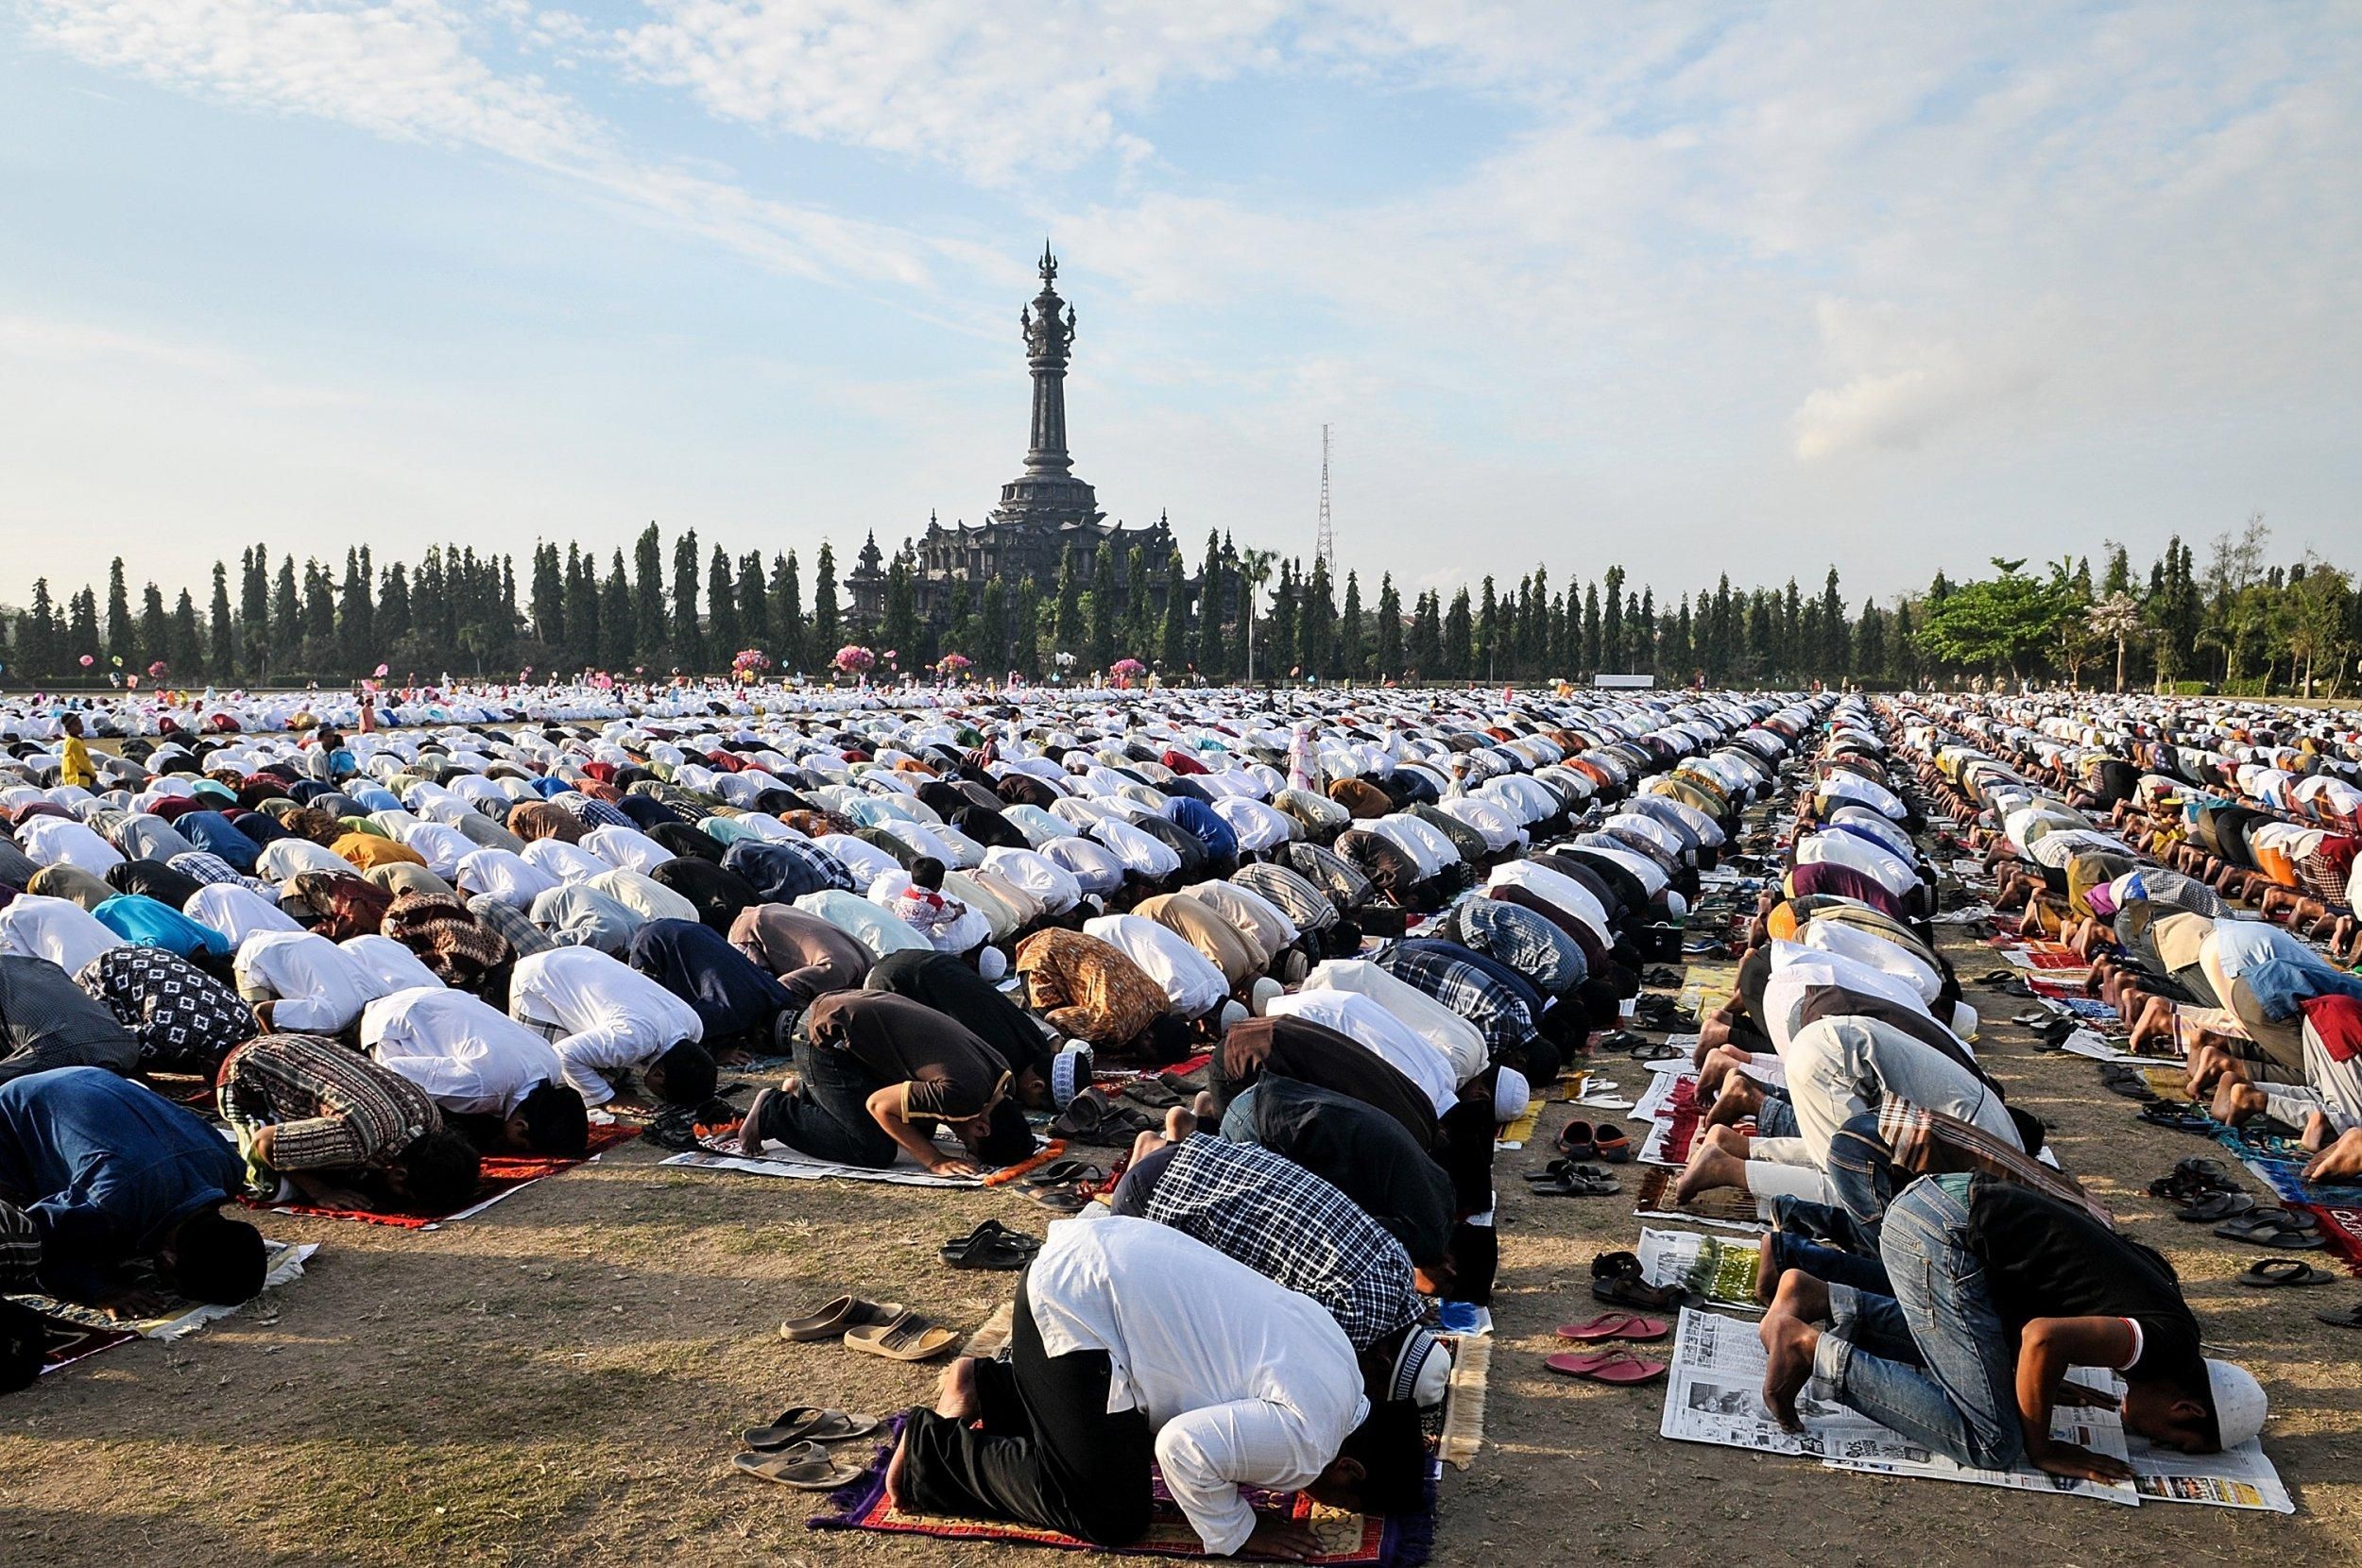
[3,895,2356,1562]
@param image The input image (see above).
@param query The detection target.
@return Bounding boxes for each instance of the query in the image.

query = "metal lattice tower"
[1314,423,1335,573]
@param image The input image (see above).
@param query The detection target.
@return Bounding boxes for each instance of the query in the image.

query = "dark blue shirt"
[626,918,793,1039]
[0,1066,242,1299]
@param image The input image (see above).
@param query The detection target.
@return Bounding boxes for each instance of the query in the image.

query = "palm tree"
[2086,592,2145,693]
[1238,549,1276,686]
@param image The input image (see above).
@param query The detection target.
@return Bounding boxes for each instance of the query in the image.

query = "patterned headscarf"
[382,891,512,991]
[288,871,394,940]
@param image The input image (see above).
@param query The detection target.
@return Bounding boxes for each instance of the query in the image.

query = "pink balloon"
[373,663,389,677]
[79,654,94,667]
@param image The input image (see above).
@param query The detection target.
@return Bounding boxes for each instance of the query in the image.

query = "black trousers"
[900,1279,1155,1544]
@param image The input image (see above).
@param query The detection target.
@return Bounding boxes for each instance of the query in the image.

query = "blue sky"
[3,1,2358,610]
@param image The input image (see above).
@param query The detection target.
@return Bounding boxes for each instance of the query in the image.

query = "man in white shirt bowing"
[885,1215,1426,1559]
[361,986,590,1158]
[504,946,716,1112]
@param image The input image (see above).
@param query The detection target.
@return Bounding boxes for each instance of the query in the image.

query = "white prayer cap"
[2208,1358,2268,1448]
[977,946,1008,980]
[1218,999,1248,1033]
[1493,1066,1532,1124]
[1249,977,1284,1016]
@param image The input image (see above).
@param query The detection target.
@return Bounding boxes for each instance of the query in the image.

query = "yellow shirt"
[58,735,96,790]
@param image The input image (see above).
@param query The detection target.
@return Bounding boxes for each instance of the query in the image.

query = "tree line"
[2,515,2354,695]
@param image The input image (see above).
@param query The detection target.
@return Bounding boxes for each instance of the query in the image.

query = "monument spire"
[1019,242,1076,476]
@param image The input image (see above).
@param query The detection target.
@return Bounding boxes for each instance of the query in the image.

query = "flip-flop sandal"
[1975,969,2016,986]
[1555,1311,1669,1343]
[1593,1126,1633,1164]
[1021,1159,1103,1188]
[1030,1186,1095,1216]
[2317,1304,2362,1329]
[2152,1157,2234,1194]
[2215,1213,2325,1250]
[844,1311,960,1362]
[1543,1349,1669,1385]
[743,1406,881,1448]
[1531,1166,1619,1197]
[941,1220,1043,1270]
[2138,1100,2215,1133]
[2099,1065,2159,1102]
[2239,1258,2336,1288]
[1556,1121,1598,1159]
[1624,1038,1682,1063]
[2172,1191,2256,1223]
[779,1295,905,1343]
[732,1443,865,1489]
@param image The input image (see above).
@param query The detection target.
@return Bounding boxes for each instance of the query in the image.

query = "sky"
[3,1,2358,612]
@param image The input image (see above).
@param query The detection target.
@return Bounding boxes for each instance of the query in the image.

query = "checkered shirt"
[1375,943,1535,1057]
[1443,899,1585,997]
[1143,1135,1420,1350]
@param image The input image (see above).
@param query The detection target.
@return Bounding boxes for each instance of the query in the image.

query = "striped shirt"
[219,1032,440,1173]
[1875,1097,2110,1227]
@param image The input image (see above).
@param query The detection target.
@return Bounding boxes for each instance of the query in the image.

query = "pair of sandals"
[1526,1159,1618,1197]
[1049,1087,1159,1147]
[2138,1099,2216,1134]
[1556,1120,1632,1163]
[1600,1032,1679,1062]
[1591,1250,1691,1311]
[779,1293,962,1362]
[1023,1159,1106,1216]
[733,1406,880,1490]
[2099,1063,2159,1102]
[943,1219,1043,1270]
[2216,1208,2324,1251]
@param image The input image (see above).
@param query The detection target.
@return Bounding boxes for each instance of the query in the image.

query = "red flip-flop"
[1554,1311,1669,1344]
[1544,1349,1669,1385]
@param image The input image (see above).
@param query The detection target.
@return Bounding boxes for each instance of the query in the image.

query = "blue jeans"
[1754,1090,1799,1139]
[1772,1111,1900,1254]
[1815,1172,2024,1470]
[1218,1083,1260,1142]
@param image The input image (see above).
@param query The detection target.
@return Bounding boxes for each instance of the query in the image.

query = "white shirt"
[183,883,304,947]
[1089,817,1183,878]
[341,934,447,995]
[455,847,560,910]
[1486,860,1611,943]
[254,838,355,882]
[398,822,478,879]
[1264,987,1459,1114]
[0,894,128,974]
[1084,913,1229,1017]
[584,868,699,926]
[1758,941,1941,1052]
[791,889,933,960]
[14,816,123,874]
[364,986,566,1118]
[234,929,391,1032]
[522,840,608,885]
[584,825,670,875]
[1040,836,1127,896]
[1028,1216,1366,1558]
[982,846,1082,915]
[1297,959,1487,1083]
[506,946,703,1109]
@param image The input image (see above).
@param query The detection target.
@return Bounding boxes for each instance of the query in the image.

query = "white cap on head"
[1492,1065,1532,1124]
[976,946,1008,981]
[2206,1358,2268,1449]
[1218,999,1248,1033]
[1249,976,1284,1016]
[1049,1043,1094,1109]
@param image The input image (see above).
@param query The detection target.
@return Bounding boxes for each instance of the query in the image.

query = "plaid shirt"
[1375,944,1535,1058]
[76,946,255,1073]
[1142,1134,1419,1350]
[0,1200,40,1290]
[556,794,634,831]
[468,894,556,959]
[1875,1098,2112,1227]
[1442,899,1585,997]
[167,851,276,897]
[219,1032,439,1174]
[1276,841,1374,912]
[1229,862,1338,932]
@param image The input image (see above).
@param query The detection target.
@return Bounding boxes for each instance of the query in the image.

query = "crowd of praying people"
[0,673,2348,1547]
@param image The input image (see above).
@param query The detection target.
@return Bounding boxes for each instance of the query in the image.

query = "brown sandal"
[779,1295,904,1342]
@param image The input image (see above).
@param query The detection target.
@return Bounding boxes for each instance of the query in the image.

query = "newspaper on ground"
[1637,1227,1762,1312]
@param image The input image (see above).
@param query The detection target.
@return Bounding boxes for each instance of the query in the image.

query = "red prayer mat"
[249,1121,640,1230]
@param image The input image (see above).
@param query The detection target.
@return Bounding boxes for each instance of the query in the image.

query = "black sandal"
[1531,1164,1619,1198]
[1591,1250,1689,1310]
[941,1219,1043,1270]
[2239,1257,2335,1288]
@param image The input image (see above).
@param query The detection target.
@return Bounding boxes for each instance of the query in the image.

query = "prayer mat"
[1494,1095,1542,1150]
[1637,1075,1704,1167]
[2213,1126,2362,1278]
[809,1417,1437,1565]
[659,1135,1066,1189]
[257,1124,639,1230]
[1435,1331,1491,1472]
[1638,1226,1762,1312]
[13,1240,319,1374]
[1634,1167,1765,1234]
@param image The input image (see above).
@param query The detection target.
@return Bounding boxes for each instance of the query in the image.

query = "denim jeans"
[1814,1172,2024,1470]
[753,1038,899,1167]
[1754,1089,1799,1139]
[1772,1110,1902,1253]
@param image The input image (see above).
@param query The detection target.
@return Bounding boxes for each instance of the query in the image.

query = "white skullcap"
[2207,1358,2268,1449]
[976,946,1008,980]
[1249,976,1284,1016]
[1493,1066,1532,1124]
[1217,999,1248,1033]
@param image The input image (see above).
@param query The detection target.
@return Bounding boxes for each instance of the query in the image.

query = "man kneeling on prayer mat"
[738,991,1034,1175]
[887,1216,1428,1558]
[1758,1172,2267,1481]
[0,1066,266,1328]
[360,986,590,1158]
[218,1031,483,1214]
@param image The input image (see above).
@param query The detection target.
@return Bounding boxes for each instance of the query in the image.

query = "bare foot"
[1769,1265,1830,1324]
[1705,1073,1764,1130]
[1674,1139,1748,1204]
[738,1088,774,1156]
[2303,1128,2362,1184]
[882,1429,912,1512]
[1753,1231,1782,1305]
[933,1355,980,1420]
[1758,1309,1821,1432]
[1165,1105,1197,1141]
[1190,1090,1220,1121]
[2210,1079,2266,1127]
